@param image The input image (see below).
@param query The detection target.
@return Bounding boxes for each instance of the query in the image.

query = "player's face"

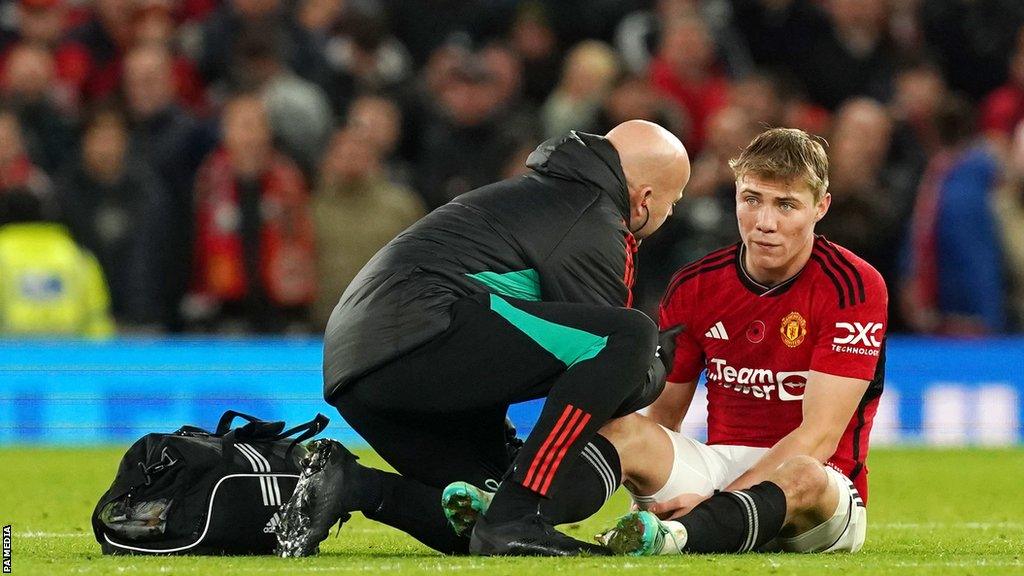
[735,174,830,284]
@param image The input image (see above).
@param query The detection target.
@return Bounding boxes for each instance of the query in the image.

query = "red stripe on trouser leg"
[529,408,584,493]
[523,404,575,489]
[538,412,591,495]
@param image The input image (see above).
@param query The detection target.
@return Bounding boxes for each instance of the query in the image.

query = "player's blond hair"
[729,128,830,202]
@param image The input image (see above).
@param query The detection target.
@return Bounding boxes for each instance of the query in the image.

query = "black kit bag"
[91,410,329,555]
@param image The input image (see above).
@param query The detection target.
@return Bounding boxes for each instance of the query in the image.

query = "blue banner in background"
[1,337,1022,446]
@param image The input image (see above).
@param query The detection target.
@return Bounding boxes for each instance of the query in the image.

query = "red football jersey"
[659,237,887,501]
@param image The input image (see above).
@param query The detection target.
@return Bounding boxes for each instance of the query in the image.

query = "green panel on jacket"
[467,269,542,302]
[487,293,607,367]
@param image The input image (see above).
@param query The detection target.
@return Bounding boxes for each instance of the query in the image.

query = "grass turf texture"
[2,447,1023,575]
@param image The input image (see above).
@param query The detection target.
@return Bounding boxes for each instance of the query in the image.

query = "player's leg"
[644,454,864,554]
[595,422,781,555]
[469,297,658,555]
[769,463,867,553]
[599,413,696,500]
[600,453,860,555]
[652,456,864,554]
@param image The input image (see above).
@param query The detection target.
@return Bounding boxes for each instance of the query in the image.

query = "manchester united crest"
[780,311,807,348]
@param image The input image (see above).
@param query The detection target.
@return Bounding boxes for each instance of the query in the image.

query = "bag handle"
[218,411,283,467]
[277,413,330,458]
[219,411,330,463]
[217,410,286,440]
[215,410,263,436]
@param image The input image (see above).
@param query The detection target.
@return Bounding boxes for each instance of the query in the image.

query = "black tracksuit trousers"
[329,292,657,553]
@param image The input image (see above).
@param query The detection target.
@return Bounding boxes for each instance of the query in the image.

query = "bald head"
[605,120,691,238]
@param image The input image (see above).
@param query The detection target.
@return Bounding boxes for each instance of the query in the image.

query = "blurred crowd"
[0,0,1022,336]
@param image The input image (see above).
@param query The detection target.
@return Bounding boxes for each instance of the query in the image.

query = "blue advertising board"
[1,337,1021,446]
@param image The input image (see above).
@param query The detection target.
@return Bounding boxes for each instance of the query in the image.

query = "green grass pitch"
[2,447,1023,575]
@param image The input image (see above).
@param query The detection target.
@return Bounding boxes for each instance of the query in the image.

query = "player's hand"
[647,492,708,520]
[656,324,685,373]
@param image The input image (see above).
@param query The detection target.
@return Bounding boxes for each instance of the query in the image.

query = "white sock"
[657,519,689,555]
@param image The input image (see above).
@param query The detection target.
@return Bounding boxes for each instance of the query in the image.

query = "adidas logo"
[704,321,729,340]
[264,512,282,533]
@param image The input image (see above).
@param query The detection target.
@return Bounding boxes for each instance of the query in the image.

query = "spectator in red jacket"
[186,94,316,333]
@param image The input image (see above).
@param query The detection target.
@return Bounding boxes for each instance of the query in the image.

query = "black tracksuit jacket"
[323,131,639,398]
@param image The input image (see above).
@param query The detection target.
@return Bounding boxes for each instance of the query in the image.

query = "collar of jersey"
[735,243,803,297]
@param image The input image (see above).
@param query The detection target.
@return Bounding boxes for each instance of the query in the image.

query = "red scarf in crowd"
[193,149,316,306]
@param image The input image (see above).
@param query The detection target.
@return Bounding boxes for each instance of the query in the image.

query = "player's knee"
[769,456,830,512]
[597,413,663,476]
[598,413,644,452]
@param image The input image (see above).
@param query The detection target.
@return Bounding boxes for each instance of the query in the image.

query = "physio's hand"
[656,325,685,373]
[647,492,708,520]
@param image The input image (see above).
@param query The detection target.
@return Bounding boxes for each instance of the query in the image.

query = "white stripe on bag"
[266,475,278,502]
[244,444,280,505]
[235,444,261,471]
[258,476,270,506]
[237,444,268,472]
[235,444,272,505]
[242,444,272,472]
[270,475,282,502]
